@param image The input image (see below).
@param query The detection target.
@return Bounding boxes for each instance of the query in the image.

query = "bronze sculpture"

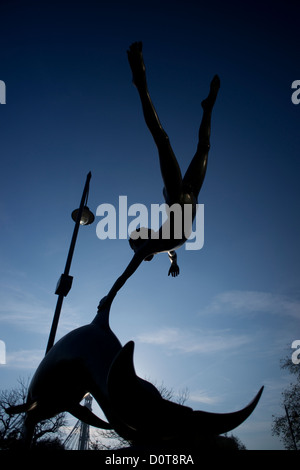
[98,42,220,311]
[6,42,263,450]
[7,300,263,448]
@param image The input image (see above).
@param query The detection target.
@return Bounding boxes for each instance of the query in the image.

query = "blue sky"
[1,0,300,450]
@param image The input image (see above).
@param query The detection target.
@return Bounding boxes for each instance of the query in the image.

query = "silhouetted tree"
[272,355,300,450]
[0,378,67,449]
[222,433,246,450]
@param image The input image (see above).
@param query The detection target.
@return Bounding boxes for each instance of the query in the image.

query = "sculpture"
[6,301,263,448]
[98,42,220,310]
[6,42,263,450]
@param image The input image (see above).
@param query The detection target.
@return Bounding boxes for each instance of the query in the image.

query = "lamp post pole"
[45,171,94,355]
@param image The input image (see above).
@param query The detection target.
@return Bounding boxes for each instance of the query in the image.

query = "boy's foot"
[201,74,220,110]
[127,41,147,88]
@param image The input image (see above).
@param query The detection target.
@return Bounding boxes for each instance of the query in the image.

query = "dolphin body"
[7,303,263,448]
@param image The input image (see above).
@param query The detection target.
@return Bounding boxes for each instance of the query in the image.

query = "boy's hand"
[168,263,180,277]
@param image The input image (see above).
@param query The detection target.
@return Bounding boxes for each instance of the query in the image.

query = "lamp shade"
[71,206,95,226]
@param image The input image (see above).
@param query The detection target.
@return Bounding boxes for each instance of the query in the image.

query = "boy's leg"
[183,75,220,198]
[127,42,182,203]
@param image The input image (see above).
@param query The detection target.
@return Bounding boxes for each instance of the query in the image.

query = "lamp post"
[45,171,95,355]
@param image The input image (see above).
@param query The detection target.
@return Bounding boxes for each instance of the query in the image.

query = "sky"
[0,0,300,451]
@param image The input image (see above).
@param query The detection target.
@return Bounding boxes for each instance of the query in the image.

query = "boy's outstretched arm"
[98,252,144,311]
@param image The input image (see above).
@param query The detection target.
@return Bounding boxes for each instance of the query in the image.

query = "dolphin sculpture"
[6,300,263,448]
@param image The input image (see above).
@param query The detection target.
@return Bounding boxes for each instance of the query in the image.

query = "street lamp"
[71,206,95,226]
[45,171,95,355]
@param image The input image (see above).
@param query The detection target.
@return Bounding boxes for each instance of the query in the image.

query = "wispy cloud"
[189,390,221,405]
[136,327,251,354]
[201,290,300,319]
[6,349,44,369]
[0,283,80,335]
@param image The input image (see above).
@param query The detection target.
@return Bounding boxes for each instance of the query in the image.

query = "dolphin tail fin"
[6,402,36,415]
[107,341,264,438]
[193,386,264,435]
